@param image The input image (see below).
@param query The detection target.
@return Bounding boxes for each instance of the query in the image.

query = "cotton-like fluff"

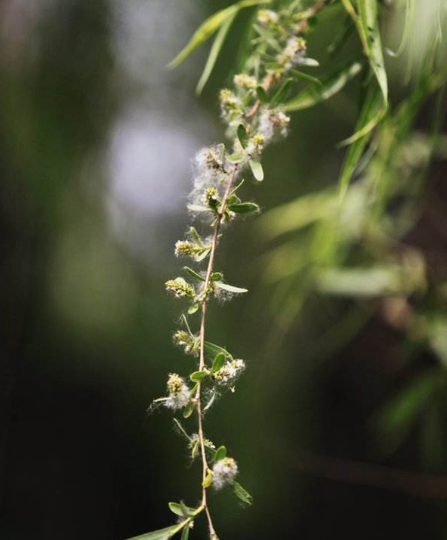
[190,145,227,204]
[212,457,238,489]
[277,36,307,70]
[213,359,245,386]
[257,108,290,141]
[165,373,190,411]
[219,89,243,127]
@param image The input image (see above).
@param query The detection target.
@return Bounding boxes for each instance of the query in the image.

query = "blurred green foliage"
[1,1,447,539]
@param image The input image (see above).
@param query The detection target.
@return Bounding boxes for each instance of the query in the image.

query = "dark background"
[1,1,447,539]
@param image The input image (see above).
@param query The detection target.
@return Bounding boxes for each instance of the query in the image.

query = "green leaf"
[125,522,188,540]
[227,153,246,163]
[190,370,208,382]
[187,204,213,213]
[338,82,383,197]
[168,502,201,518]
[249,159,264,181]
[214,282,248,294]
[183,267,205,281]
[211,272,224,281]
[168,0,271,69]
[183,401,196,419]
[228,202,260,214]
[189,227,203,247]
[231,481,253,505]
[237,124,249,149]
[181,526,190,540]
[196,11,237,95]
[298,57,319,67]
[188,303,200,315]
[358,0,388,103]
[211,353,226,373]
[372,369,447,456]
[290,69,322,86]
[315,265,410,297]
[173,418,191,441]
[214,445,227,462]
[271,78,294,106]
[204,341,232,358]
[256,86,268,103]
[168,503,185,517]
[284,60,363,111]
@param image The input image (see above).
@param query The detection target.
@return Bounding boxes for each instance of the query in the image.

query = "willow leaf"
[338,83,383,197]
[283,60,363,111]
[168,0,270,69]
[126,521,188,540]
[338,80,386,147]
[196,11,237,95]
[358,0,388,103]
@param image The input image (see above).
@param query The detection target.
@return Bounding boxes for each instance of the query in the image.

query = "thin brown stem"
[196,165,238,539]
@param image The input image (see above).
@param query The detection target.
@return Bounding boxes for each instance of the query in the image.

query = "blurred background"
[1,0,447,539]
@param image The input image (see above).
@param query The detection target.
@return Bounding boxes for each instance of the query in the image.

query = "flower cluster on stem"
[154,2,329,538]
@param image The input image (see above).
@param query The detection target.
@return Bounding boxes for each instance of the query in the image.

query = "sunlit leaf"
[168,0,271,69]
[249,159,264,181]
[214,282,248,294]
[196,11,237,95]
[125,522,188,540]
[231,481,253,505]
[358,0,388,103]
[228,202,260,214]
[204,341,232,358]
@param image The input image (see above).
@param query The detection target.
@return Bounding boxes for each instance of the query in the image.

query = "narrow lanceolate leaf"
[168,0,271,69]
[249,159,264,181]
[228,202,260,214]
[183,267,205,281]
[211,353,226,373]
[214,282,248,294]
[180,526,190,540]
[183,401,196,419]
[290,69,322,87]
[187,204,213,213]
[196,11,237,95]
[189,226,203,246]
[358,0,388,104]
[125,521,188,540]
[271,78,294,106]
[214,445,227,462]
[231,481,253,505]
[204,341,232,358]
[284,60,363,111]
[338,83,383,197]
